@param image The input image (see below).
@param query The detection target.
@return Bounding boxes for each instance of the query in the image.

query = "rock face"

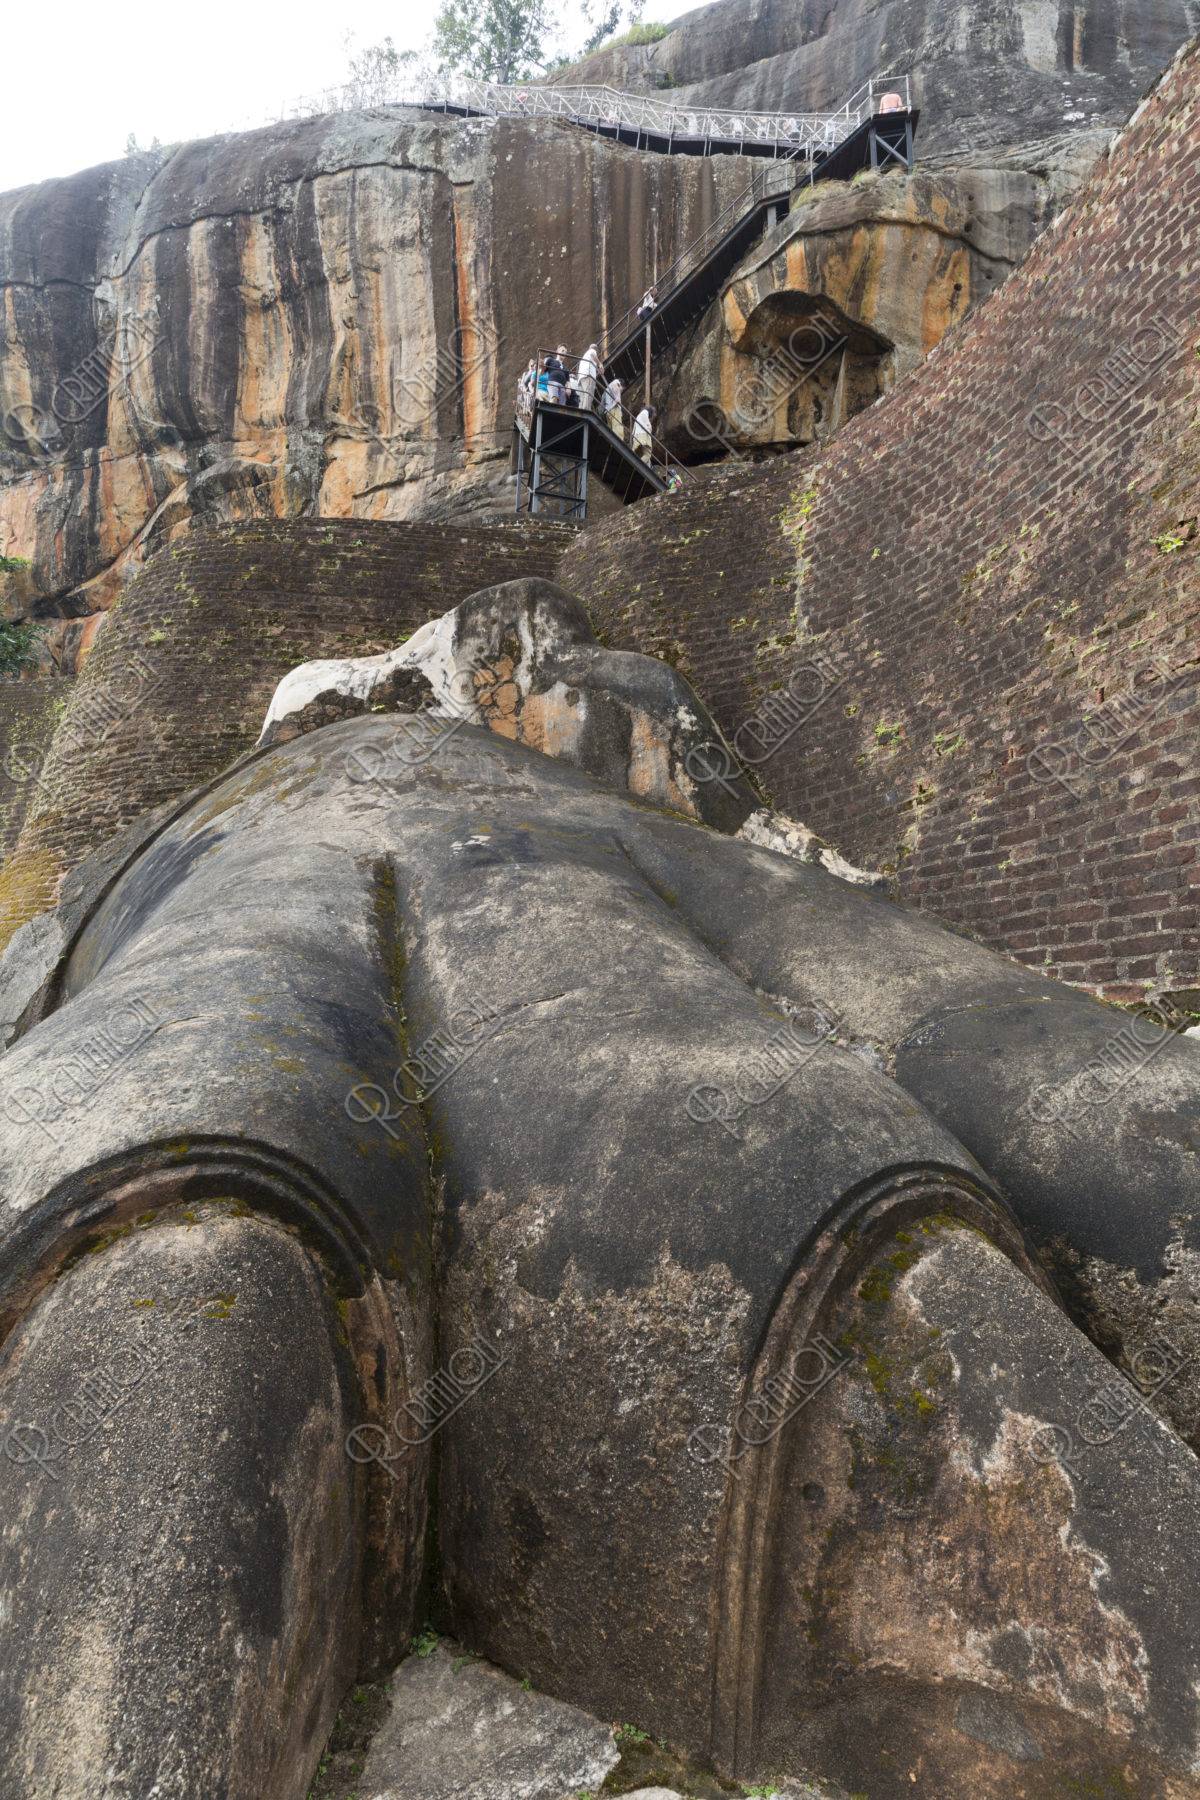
[0,113,752,614]
[659,135,1109,451]
[356,1642,621,1799]
[0,1,1166,628]
[555,0,1199,154]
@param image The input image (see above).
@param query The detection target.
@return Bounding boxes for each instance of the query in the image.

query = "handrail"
[598,151,803,363]
[422,82,839,154]
[283,72,912,164]
[593,72,913,371]
[516,349,685,491]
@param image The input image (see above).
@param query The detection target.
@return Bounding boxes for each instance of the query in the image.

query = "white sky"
[1,0,709,195]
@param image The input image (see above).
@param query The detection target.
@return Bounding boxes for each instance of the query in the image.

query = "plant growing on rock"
[0,621,40,676]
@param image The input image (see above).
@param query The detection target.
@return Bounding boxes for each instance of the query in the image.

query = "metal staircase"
[599,93,918,392]
[513,350,686,522]
[599,158,803,390]
[499,75,919,522]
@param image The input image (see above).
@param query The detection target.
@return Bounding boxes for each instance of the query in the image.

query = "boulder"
[356,1641,620,1799]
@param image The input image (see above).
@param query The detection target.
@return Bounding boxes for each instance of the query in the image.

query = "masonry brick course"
[0,517,567,944]
[559,41,1200,1002]
[0,678,72,861]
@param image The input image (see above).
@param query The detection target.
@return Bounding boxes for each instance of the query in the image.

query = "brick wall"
[0,678,72,860]
[560,42,1200,1003]
[0,517,567,945]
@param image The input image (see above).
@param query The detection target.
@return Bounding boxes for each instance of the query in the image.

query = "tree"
[580,0,646,55]
[433,0,554,83]
[340,34,403,109]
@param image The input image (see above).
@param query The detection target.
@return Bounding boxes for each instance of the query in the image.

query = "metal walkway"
[416,74,913,165]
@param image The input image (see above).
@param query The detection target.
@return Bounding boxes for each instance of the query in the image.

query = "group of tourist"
[518,337,659,463]
[512,282,685,485]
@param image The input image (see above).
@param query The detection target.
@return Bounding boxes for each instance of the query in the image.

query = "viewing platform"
[513,356,684,522]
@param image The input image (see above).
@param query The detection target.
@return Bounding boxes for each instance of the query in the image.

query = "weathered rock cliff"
[656,129,1107,450]
[0,113,759,618]
[6,0,1185,627]
[556,0,1199,153]
[0,114,1104,630]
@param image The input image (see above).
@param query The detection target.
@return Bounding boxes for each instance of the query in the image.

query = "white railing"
[286,74,912,162]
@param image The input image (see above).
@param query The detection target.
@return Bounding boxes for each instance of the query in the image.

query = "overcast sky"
[1,0,709,195]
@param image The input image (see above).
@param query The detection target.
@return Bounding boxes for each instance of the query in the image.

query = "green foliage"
[607,20,669,46]
[614,1722,650,1745]
[409,1626,440,1658]
[0,621,40,676]
[581,0,623,52]
[0,555,30,573]
[580,0,653,54]
[434,0,555,81]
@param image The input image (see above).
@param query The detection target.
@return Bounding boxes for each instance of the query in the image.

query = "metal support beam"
[529,410,590,523]
[868,120,916,175]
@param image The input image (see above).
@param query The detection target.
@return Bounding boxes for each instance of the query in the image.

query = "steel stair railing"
[597,152,804,368]
[515,349,686,496]
[284,73,912,164]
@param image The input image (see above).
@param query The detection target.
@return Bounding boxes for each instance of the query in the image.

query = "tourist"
[544,347,569,404]
[519,358,537,397]
[577,343,601,411]
[632,403,655,460]
[600,374,623,435]
[636,288,657,323]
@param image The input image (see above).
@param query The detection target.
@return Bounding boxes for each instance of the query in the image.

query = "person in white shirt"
[632,404,655,460]
[577,344,601,412]
[599,375,623,436]
[636,289,657,323]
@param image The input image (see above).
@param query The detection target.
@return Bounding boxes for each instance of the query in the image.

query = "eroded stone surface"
[553,0,1196,154]
[0,710,1197,1794]
[0,115,753,612]
[658,140,1111,452]
[258,578,890,866]
[356,1642,620,1799]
